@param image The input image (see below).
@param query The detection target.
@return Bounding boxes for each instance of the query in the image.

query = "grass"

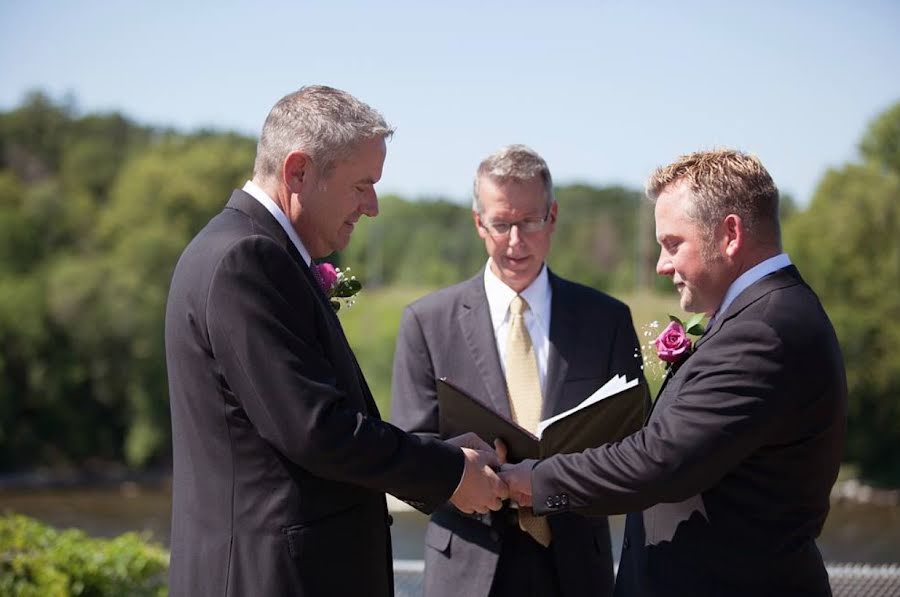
[340,285,682,416]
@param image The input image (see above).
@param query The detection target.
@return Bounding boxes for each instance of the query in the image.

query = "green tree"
[62,134,256,466]
[0,93,256,471]
[785,100,900,484]
[0,91,691,473]
[551,184,649,291]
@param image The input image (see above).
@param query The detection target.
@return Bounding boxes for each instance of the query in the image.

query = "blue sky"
[2,0,898,205]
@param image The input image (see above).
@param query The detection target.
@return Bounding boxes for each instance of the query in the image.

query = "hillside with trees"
[1,92,897,485]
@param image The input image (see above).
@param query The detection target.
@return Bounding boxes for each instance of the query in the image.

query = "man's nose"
[360,188,378,217]
[656,251,673,276]
[507,224,523,248]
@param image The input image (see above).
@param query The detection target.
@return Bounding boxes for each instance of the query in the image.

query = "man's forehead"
[481,179,546,208]
[482,202,546,222]
[655,191,696,237]
[655,185,692,218]
[336,138,386,180]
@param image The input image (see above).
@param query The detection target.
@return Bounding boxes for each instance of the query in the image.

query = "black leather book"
[437,376,646,463]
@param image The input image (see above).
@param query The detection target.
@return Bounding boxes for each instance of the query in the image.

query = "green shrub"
[0,513,168,596]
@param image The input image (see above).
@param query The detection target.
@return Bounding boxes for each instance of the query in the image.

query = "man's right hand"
[449,447,509,514]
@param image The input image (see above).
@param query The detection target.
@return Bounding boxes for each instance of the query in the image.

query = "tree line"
[1,92,897,484]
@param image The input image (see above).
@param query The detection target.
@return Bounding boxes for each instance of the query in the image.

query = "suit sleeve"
[390,305,441,439]
[206,236,463,511]
[532,318,786,515]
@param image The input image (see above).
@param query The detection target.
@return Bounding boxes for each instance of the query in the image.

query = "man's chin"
[499,269,538,292]
[680,298,709,315]
[501,257,533,272]
[333,235,353,253]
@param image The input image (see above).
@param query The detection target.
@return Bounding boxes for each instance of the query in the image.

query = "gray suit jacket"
[532,266,847,596]
[391,268,646,597]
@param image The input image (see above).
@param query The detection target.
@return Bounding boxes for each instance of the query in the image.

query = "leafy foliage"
[0,513,168,596]
[0,90,897,488]
[0,92,666,473]
[0,92,255,469]
[785,101,900,484]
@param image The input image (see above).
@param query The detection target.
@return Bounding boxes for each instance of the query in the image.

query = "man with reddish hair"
[502,149,847,596]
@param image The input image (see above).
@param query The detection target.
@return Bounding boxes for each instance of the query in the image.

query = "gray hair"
[253,85,394,182]
[472,144,555,213]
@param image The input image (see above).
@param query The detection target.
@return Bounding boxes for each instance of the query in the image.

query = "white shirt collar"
[715,253,792,319]
[242,180,312,266]
[483,260,551,333]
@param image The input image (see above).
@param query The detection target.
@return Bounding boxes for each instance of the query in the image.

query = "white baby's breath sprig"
[636,320,668,382]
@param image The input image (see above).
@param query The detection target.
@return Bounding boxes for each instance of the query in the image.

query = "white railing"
[393,561,900,597]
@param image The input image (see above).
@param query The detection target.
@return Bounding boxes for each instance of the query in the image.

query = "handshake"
[445,433,536,513]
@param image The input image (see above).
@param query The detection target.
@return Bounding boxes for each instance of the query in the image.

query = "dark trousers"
[489,525,562,597]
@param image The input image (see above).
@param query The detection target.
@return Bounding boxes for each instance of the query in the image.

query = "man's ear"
[547,201,559,227]
[722,214,744,258]
[283,150,312,194]
[474,211,489,240]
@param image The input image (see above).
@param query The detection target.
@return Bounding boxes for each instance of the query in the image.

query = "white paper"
[536,375,639,438]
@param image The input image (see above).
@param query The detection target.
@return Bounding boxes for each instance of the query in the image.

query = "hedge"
[0,513,168,596]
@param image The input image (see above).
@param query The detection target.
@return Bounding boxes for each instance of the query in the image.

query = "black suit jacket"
[532,266,847,596]
[391,270,646,597]
[165,190,464,597]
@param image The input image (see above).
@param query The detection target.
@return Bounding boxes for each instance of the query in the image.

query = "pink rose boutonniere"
[638,313,705,381]
[314,263,362,313]
[656,313,705,367]
[655,321,692,363]
[316,262,339,293]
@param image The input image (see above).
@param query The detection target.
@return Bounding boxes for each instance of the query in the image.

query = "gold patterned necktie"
[504,295,552,547]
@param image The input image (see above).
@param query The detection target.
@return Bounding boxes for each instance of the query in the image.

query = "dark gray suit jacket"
[532,266,847,596]
[391,269,646,597]
[165,190,464,597]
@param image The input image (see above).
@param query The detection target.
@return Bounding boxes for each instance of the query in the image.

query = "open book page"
[536,375,639,438]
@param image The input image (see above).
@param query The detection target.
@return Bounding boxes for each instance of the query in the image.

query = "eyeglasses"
[479,210,551,238]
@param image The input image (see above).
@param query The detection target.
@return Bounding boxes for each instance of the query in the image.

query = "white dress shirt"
[483,260,552,393]
[242,180,312,266]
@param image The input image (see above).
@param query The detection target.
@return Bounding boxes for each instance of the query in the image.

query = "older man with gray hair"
[391,144,646,597]
[166,85,508,597]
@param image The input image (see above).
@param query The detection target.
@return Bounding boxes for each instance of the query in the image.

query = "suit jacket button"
[623,537,630,550]
[560,494,569,506]
[386,514,394,526]
[546,497,555,508]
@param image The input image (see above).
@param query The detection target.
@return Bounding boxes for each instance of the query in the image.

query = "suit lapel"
[225,189,381,419]
[645,360,682,423]
[458,273,513,418]
[543,271,573,418]
[304,280,382,419]
[227,190,337,320]
[648,265,805,423]
[299,257,339,313]
[694,265,803,351]
[225,190,315,281]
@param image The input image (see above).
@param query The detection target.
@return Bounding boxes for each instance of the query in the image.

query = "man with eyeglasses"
[391,145,646,597]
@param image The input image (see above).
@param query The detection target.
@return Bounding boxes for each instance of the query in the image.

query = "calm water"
[1,484,897,564]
